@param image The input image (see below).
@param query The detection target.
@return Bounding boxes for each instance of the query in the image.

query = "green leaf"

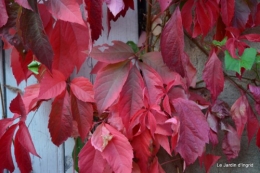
[28,60,41,74]
[72,137,84,172]
[224,48,257,74]
[212,37,227,47]
[126,41,138,53]
[256,55,260,64]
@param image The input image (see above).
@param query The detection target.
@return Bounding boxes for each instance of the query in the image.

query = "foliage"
[0,0,260,172]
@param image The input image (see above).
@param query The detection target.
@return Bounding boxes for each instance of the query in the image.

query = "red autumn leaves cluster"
[1,0,260,173]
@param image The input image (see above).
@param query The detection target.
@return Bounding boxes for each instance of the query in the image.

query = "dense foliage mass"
[0,0,260,172]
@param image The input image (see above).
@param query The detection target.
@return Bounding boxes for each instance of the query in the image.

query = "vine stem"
[0,84,6,118]
[160,158,181,166]
[184,32,256,101]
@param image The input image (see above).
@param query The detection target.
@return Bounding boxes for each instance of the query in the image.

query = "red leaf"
[102,123,133,173]
[16,122,40,157]
[118,66,144,128]
[91,124,113,152]
[0,118,14,139]
[161,7,187,77]
[181,0,194,34]
[44,0,85,26]
[246,102,259,143]
[0,0,8,27]
[79,139,106,173]
[158,0,171,12]
[15,0,32,10]
[71,93,93,141]
[155,134,171,156]
[9,94,26,121]
[249,84,260,102]
[70,77,94,102]
[38,4,54,36]
[256,128,260,148]
[85,0,103,40]
[14,135,32,173]
[232,0,250,30]
[139,62,163,105]
[222,124,240,160]
[203,52,224,101]
[201,154,221,173]
[240,34,260,42]
[0,124,18,172]
[230,95,247,137]
[48,91,73,146]
[255,4,260,25]
[220,0,235,26]
[172,98,209,165]
[51,20,92,78]
[131,129,157,172]
[104,0,125,16]
[23,84,40,113]
[90,41,134,63]
[94,61,131,113]
[38,70,66,100]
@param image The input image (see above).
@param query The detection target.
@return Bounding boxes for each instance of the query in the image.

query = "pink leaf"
[44,0,85,26]
[71,93,93,141]
[230,95,247,137]
[23,84,40,113]
[51,20,92,78]
[79,139,106,173]
[220,0,235,26]
[94,61,131,113]
[16,122,40,157]
[15,0,32,10]
[249,84,260,102]
[9,94,26,121]
[48,91,72,146]
[172,98,209,165]
[0,118,14,139]
[161,7,187,77]
[0,124,18,172]
[203,52,224,101]
[158,0,171,12]
[90,41,134,63]
[0,0,8,27]
[91,124,113,152]
[38,70,66,100]
[118,66,144,128]
[102,123,133,173]
[104,0,125,16]
[155,134,171,156]
[70,77,94,102]
[222,124,240,160]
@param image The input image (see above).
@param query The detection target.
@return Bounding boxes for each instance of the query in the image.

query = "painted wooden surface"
[1,2,138,173]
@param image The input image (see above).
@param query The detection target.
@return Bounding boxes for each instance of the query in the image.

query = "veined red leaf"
[203,52,224,101]
[91,61,108,74]
[9,94,26,121]
[0,0,8,27]
[158,0,171,12]
[38,70,66,100]
[256,128,260,148]
[51,20,92,78]
[230,95,247,137]
[102,123,133,173]
[85,0,103,40]
[246,101,259,144]
[139,62,163,105]
[104,0,124,16]
[131,129,158,172]
[48,91,72,146]
[44,0,85,26]
[200,154,221,173]
[181,0,194,34]
[70,77,94,102]
[19,6,53,70]
[91,124,113,152]
[23,84,40,113]
[172,98,209,165]
[71,93,93,141]
[0,124,18,172]
[118,66,144,128]
[78,139,106,173]
[94,61,131,114]
[16,122,39,157]
[38,4,54,36]
[14,134,32,173]
[90,41,134,64]
[15,0,32,10]
[222,124,240,160]
[220,0,235,26]
[161,7,186,77]
[0,118,14,138]
[232,0,250,30]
